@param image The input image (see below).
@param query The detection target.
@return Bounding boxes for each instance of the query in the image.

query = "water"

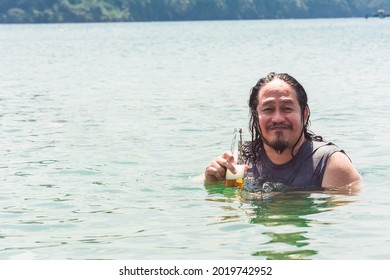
[0,18,390,260]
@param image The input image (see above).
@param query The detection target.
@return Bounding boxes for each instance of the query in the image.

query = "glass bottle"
[225,128,245,188]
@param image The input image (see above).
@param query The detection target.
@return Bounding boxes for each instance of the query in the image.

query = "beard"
[261,123,292,154]
[262,131,289,154]
[268,138,289,154]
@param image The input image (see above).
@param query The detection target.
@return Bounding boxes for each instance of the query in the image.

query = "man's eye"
[283,107,293,112]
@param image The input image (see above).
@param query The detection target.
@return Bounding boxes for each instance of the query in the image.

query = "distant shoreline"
[0,15,388,25]
[1,0,389,24]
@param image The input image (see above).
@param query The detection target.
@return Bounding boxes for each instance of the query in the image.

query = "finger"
[205,162,225,182]
[215,156,237,174]
[221,151,235,163]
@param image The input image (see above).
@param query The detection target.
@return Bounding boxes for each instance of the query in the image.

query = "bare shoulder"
[322,151,361,192]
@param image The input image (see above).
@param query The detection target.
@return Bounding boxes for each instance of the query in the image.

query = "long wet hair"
[247,72,322,161]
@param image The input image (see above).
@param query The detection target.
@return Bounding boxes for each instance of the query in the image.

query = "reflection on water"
[205,183,354,259]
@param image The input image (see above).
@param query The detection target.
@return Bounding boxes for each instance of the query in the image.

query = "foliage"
[0,0,389,23]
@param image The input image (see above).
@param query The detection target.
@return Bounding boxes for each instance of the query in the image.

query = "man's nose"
[271,109,284,123]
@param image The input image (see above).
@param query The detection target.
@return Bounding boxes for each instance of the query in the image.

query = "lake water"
[0,18,390,260]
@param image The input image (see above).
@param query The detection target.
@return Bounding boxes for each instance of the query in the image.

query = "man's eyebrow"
[260,100,273,106]
[280,99,294,105]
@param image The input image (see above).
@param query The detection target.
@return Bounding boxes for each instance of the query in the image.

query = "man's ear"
[304,106,309,125]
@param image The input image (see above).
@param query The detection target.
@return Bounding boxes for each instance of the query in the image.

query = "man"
[204,72,361,192]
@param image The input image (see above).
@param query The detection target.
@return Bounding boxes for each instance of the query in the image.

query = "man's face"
[256,79,307,154]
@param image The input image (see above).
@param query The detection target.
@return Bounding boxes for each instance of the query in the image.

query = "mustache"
[266,123,293,130]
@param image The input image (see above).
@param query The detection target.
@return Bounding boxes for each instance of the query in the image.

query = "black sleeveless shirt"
[244,139,345,192]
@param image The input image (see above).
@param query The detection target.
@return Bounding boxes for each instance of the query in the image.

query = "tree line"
[1,0,389,24]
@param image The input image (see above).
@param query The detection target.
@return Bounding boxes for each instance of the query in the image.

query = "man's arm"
[322,152,361,193]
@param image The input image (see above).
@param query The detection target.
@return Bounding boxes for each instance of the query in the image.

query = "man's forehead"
[260,97,295,106]
[259,90,297,102]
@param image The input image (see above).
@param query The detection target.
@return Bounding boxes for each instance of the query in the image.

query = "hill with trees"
[1,0,389,24]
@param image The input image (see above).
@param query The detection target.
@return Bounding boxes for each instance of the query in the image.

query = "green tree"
[1,0,390,23]
[6,8,29,23]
